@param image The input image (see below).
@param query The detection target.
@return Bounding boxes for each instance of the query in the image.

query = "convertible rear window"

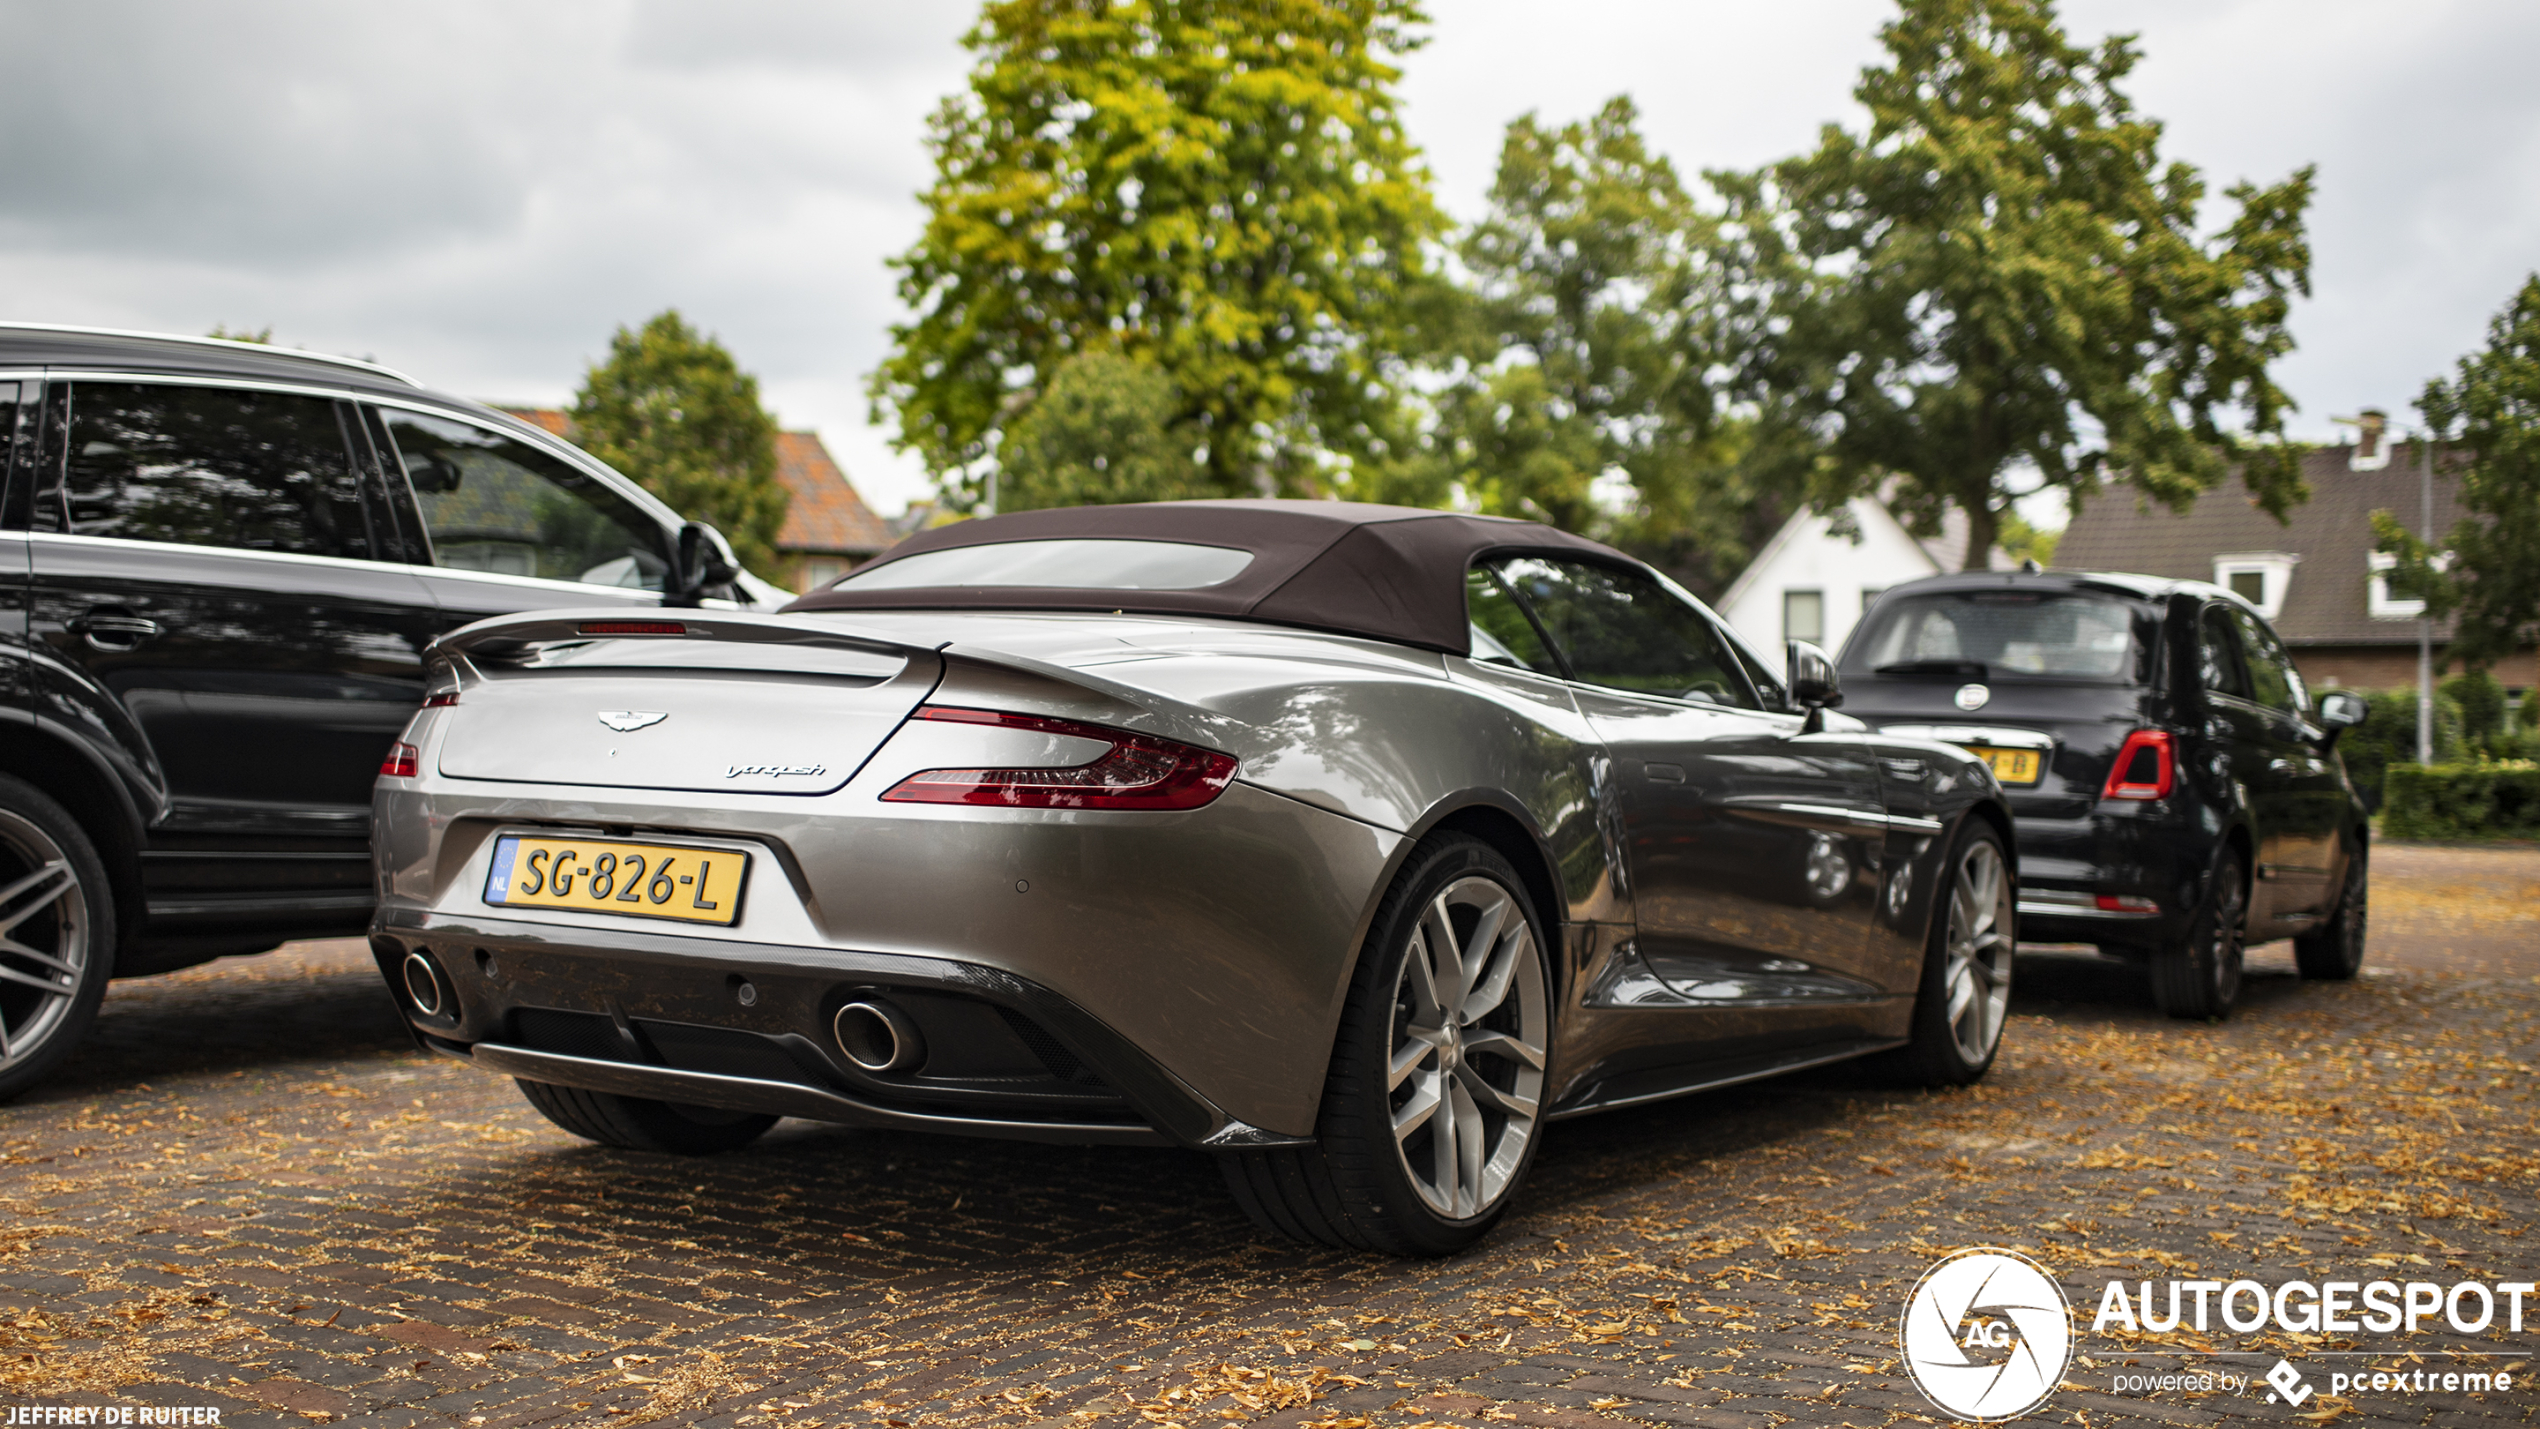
[1850,590,2143,682]
[836,538,1253,591]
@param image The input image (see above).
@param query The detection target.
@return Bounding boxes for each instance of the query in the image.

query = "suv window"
[54,382,372,558]
[1481,556,1756,708]
[378,408,667,590]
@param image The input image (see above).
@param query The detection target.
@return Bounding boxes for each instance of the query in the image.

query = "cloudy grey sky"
[6,1,2534,517]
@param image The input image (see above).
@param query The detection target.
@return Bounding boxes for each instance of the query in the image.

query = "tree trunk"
[1960,501,1999,571]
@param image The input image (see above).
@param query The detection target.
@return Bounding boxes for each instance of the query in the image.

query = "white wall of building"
[1715,496,1953,658]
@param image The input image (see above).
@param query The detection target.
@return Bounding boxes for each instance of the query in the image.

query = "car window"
[1463,566,1562,675]
[841,538,1252,591]
[54,381,373,559]
[2198,605,2250,699]
[1484,556,1756,708]
[2227,606,2305,715]
[378,408,667,590]
[1850,590,2138,680]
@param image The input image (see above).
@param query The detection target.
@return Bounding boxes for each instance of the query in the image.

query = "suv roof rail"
[0,321,421,387]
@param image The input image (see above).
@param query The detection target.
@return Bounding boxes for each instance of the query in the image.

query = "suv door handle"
[70,611,161,651]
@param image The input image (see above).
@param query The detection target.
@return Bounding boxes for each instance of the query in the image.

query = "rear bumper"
[2008,808,2198,950]
[374,908,1309,1150]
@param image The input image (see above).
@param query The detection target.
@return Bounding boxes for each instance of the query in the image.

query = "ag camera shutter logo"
[1901,1248,2074,1422]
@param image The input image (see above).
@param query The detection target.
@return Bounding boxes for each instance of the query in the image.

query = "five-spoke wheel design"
[0,808,92,1077]
[1386,875,1548,1220]
[0,775,112,1101]
[1940,835,2014,1066]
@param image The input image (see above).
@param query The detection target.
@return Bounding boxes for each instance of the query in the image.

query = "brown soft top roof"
[779,499,1631,655]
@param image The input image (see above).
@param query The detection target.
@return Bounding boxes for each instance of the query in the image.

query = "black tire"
[0,774,117,1102]
[2152,847,2247,1019]
[1877,820,2015,1087]
[1218,835,1553,1256]
[515,1078,777,1155]
[2293,839,2367,980]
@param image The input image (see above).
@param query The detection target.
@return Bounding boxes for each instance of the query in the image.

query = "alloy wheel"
[0,809,91,1075]
[1943,838,2014,1065]
[1386,876,1548,1220]
[2205,873,2247,1007]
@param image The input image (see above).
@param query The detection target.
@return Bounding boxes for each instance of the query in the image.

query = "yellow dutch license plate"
[1969,746,2043,786]
[483,835,747,926]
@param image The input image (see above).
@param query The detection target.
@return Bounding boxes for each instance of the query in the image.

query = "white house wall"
[1716,497,1946,657]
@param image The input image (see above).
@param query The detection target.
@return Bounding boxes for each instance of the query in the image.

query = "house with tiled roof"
[497,407,893,592]
[2055,430,2532,696]
[1716,492,2011,657]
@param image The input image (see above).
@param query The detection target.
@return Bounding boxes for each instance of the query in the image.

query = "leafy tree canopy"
[997,350,1210,511]
[1393,97,1790,595]
[571,310,788,578]
[2375,273,2540,671]
[1716,0,2315,568]
[871,0,1445,509]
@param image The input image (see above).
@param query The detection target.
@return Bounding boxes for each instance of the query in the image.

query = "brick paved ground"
[3,844,2533,1428]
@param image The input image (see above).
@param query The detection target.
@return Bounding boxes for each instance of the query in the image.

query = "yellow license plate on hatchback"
[483,835,747,926]
[1968,747,2043,786]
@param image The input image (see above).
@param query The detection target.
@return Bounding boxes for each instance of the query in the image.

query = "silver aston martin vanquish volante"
[372,500,2014,1254]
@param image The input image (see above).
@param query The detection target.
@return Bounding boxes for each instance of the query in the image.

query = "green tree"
[207,324,273,344]
[997,351,1209,510]
[871,0,1445,509]
[1413,97,1788,595]
[1714,0,2316,567]
[1996,511,2061,567]
[2374,274,2540,673]
[571,310,788,577]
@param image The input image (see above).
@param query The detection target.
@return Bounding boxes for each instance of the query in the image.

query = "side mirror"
[664,520,741,608]
[2317,689,2368,733]
[1787,640,1842,728]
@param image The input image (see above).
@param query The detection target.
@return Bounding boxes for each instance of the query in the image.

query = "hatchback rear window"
[836,538,1253,591]
[1848,590,2143,681]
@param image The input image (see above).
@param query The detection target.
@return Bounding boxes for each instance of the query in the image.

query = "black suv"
[1836,570,2370,1018]
[0,324,776,1096]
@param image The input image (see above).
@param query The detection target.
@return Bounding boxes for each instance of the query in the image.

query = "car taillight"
[379,742,420,779]
[880,706,1238,810]
[2096,893,2159,913]
[2100,729,2175,800]
[423,690,460,708]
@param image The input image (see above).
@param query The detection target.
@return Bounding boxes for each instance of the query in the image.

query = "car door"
[1478,556,1892,1009]
[359,404,676,631]
[2224,606,2340,919]
[25,378,439,934]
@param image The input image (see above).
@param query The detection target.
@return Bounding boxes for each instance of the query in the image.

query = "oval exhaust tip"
[833,999,923,1073]
[400,951,445,1017]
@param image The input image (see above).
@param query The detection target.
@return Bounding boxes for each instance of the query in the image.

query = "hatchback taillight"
[2100,729,2175,800]
[379,742,420,779]
[880,706,1238,810]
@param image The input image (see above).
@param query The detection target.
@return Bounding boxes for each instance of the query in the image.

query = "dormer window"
[2368,550,2428,620]
[2213,553,2298,620]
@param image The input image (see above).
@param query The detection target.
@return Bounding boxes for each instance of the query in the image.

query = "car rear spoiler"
[424,608,945,664]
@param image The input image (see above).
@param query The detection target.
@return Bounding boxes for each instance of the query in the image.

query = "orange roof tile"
[493,407,890,558]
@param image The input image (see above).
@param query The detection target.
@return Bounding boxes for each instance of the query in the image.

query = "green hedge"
[2381,762,2540,840]
[2338,687,2463,813]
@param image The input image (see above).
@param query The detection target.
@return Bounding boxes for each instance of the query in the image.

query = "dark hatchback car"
[0,323,775,1098]
[1836,570,2370,1018]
